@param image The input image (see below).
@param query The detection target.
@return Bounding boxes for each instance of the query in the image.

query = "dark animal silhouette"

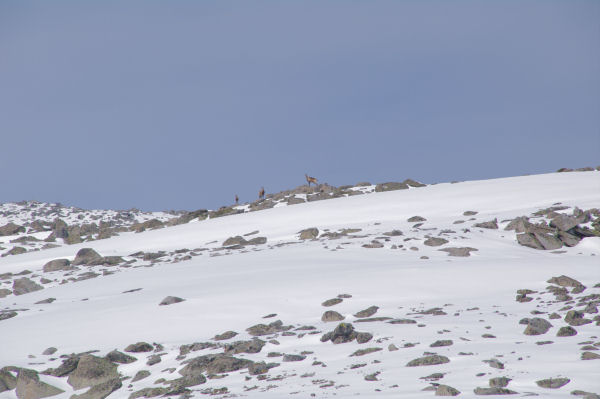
[305,174,318,187]
[258,187,265,199]
[235,194,239,204]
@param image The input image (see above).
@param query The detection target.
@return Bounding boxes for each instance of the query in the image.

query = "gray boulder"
[322,311,345,322]
[556,326,577,337]
[131,370,150,382]
[42,259,73,273]
[298,228,319,240]
[223,339,265,355]
[12,278,43,296]
[408,216,426,222]
[15,368,64,399]
[70,378,122,399]
[159,296,185,306]
[547,275,585,289]
[0,289,11,298]
[533,233,563,250]
[72,248,103,266]
[0,311,18,321]
[124,342,153,353]
[213,331,238,341]
[523,318,552,335]
[0,369,17,392]
[473,387,517,395]
[474,219,498,229]
[105,350,137,364]
[246,320,292,336]
[424,237,449,247]
[535,378,570,389]
[67,355,118,390]
[516,233,544,249]
[222,236,248,247]
[489,377,511,387]
[406,355,450,367]
[436,385,460,396]
[375,182,408,192]
[438,247,478,257]
[550,214,579,231]
[564,310,592,326]
[0,223,25,236]
[179,354,252,376]
[353,306,379,318]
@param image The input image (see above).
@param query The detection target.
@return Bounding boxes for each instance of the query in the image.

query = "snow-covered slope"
[1,172,599,399]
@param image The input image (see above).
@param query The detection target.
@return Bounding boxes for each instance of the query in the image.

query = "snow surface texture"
[0,171,599,399]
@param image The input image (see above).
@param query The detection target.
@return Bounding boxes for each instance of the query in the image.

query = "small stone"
[159,296,185,306]
[535,377,570,389]
[322,298,343,307]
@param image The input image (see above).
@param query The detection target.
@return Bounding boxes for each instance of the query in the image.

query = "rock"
[72,248,104,266]
[388,344,399,351]
[548,275,585,289]
[406,355,450,367]
[535,378,570,389]
[282,354,306,362]
[523,318,552,335]
[101,256,124,266]
[322,311,345,322]
[353,306,379,318]
[146,355,161,366]
[322,298,343,307]
[298,228,319,240]
[375,182,408,192]
[41,356,80,377]
[516,233,544,249]
[67,355,118,390]
[71,378,122,399]
[131,370,150,382]
[223,339,265,355]
[159,296,185,306]
[364,372,379,381]
[124,342,153,353]
[246,320,292,336]
[12,278,43,296]
[42,347,57,356]
[213,331,238,341]
[0,311,18,321]
[179,354,252,376]
[581,351,600,360]
[483,359,504,369]
[350,347,382,356]
[42,259,73,273]
[0,369,17,391]
[327,323,357,344]
[0,222,26,236]
[565,310,592,326]
[489,377,511,387]
[424,237,449,247]
[430,340,453,347]
[222,236,248,247]
[473,387,517,395]
[128,387,169,399]
[5,247,26,256]
[105,350,137,364]
[247,236,267,245]
[474,219,498,229]
[438,247,478,257]
[534,232,563,250]
[15,368,64,399]
[248,362,278,375]
[0,289,12,298]
[408,216,426,222]
[550,215,579,231]
[558,231,581,247]
[355,332,373,344]
[436,385,460,396]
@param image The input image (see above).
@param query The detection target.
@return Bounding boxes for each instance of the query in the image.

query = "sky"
[1,1,599,211]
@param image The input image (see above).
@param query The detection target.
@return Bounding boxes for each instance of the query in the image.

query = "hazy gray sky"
[1,1,599,211]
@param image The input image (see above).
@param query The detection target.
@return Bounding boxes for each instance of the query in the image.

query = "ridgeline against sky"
[1,1,598,211]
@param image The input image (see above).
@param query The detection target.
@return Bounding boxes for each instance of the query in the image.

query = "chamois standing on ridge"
[305,174,318,187]
[235,194,239,205]
[258,187,265,200]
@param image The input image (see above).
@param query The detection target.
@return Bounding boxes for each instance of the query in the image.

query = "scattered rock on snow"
[322,311,345,322]
[424,237,449,247]
[42,259,73,272]
[15,368,64,399]
[124,342,154,353]
[72,248,104,266]
[436,384,460,396]
[438,247,478,257]
[159,296,185,306]
[67,354,118,390]
[353,306,379,318]
[298,228,319,240]
[12,278,43,296]
[523,318,552,335]
[406,355,450,367]
[535,377,570,389]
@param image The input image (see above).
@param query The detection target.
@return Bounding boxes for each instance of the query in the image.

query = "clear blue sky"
[1,1,598,211]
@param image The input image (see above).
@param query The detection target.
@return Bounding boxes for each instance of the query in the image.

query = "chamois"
[258,187,265,200]
[235,194,239,205]
[305,174,318,187]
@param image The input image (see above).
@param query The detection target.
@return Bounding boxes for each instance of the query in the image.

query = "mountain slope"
[0,171,599,399]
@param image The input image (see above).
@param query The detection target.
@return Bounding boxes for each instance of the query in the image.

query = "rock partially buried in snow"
[321,298,343,307]
[474,219,498,229]
[436,384,460,396]
[124,342,154,353]
[438,247,478,257]
[473,387,517,395]
[535,377,570,389]
[71,377,122,399]
[67,354,118,390]
[556,326,577,337]
[523,318,552,335]
[42,258,73,272]
[408,216,426,222]
[322,311,345,322]
[298,228,319,240]
[424,237,449,247]
[159,296,185,306]
[105,350,137,364]
[72,248,104,266]
[406,355,450,367]
[12,278,43,296]
[15,368,64,399]
[353,306,379,318]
